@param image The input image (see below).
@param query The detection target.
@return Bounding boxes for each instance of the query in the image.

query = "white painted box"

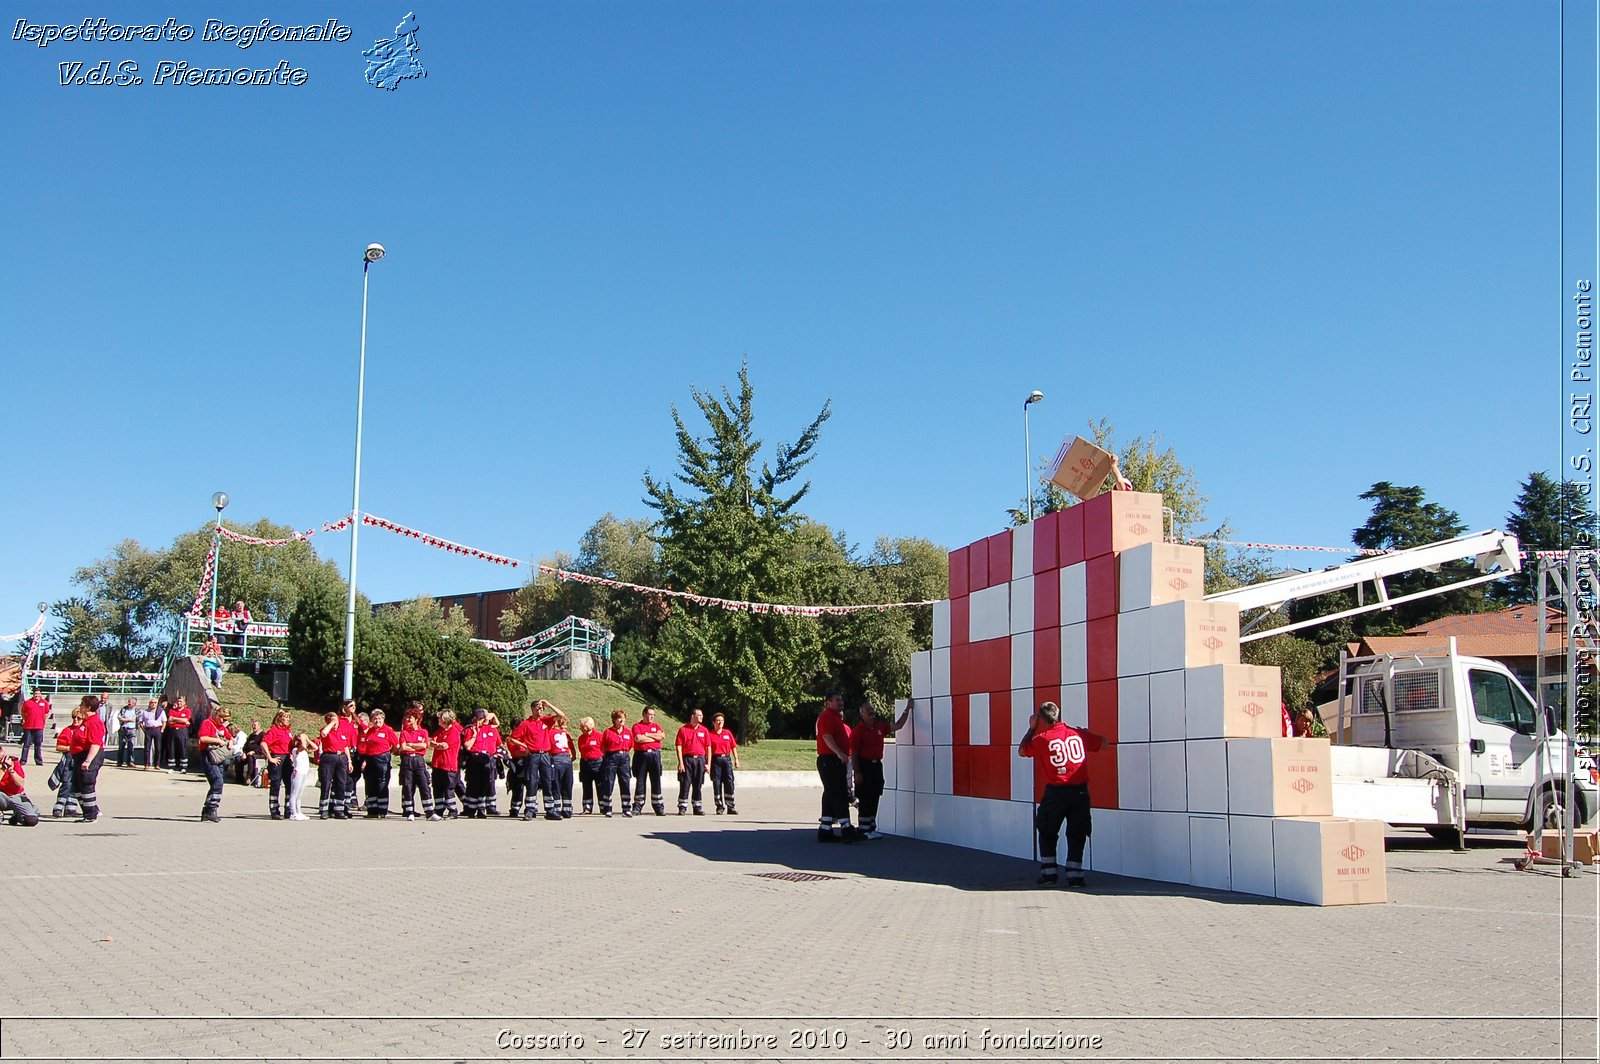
[1228,814,1276,896]
[932,599,952,650]
[1188,814,1230,891]
[1010,633,1034,692]
[1148,669,1186,742]
[1010,575,1035,636]
[1061,622,1087,686]
[969,583,1010,643]
[1117,742,1152,811]
[1061,563,1088,626]
[1117,607,1151,678]
[931,647,951,699]
[969,692,991,746]
[1148,740,1188,813]
[1061,683,1088,729]
[1185,738,1229,814]
[1117,675,1151,743]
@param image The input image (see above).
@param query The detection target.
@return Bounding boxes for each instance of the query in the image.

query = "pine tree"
[1494,472,1598,604]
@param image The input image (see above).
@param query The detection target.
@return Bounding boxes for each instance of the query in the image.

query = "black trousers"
[431,765,459,815]
[549,754,573,815]
[1036,783,1092,864]
[631,748,664,808]
[202,757,226,816]
[857,758,886,827]
[598,751,631,813]
[677,755,705,812]
[817,754,850,825]
[463,751,496,814]
[710,754,735,809]
[164,727,188,771]
[318,752,351,817]
[579,758,601,810]
[75,751,104,817]
[399,754,433,815]
[528,751,553,813]
[363,752,392,815]
[266,755,289,816]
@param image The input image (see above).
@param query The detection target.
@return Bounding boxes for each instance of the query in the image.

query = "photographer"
[0,753,40,826]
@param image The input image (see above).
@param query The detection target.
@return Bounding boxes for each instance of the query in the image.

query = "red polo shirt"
[199,718,233,747]
[321,722,353,754]
[631,721,665,750]
[261,726,294,756]
[167,705,192,730]
[398,726,430,755]
[600,726,633,755]
[1020,722,1103,787]
[508,717,548,757]
[549,730,572,757]
[358,725,397,756]
[20,697,49,730]
[815,706,848,757]
[851,720,893,761]
[576,730,603,760]
[80,714,106,750]
[708,728,737,756]
[675,725,710,758]
[0,760,24,796]
[466,725,500,755]
[430,722,462,771]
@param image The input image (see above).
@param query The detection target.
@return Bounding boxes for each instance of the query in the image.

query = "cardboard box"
[1149,810,1192,884]
[1034,568,1061,629]
[1189,815,1230,890]
[1083,490,1165,559]
[1085,807,1124,876]
[1229,814,1276,896]
[1117,674,1151,743]
[932,600,952,649]
[1148,669,1186,742]
[894,790,917,839]
[1148,600,1241,673]
[1119,810,1155,879]
[1185,738,1229,814]
[969,537,990,592]
[1148,741,1188,812]
[910,651,932,702]
[1032,510,1060,574]
[1086,616,1118,683]
[1061,622,1087,686]
[912,696,937,745]
[949,546,969,599]
[987,531,1013,585]
[1087,737,1119,809]
[1087,679,1118,740]
[1272,817,1388,906]
[1085,555,1119,620]
[931,695,954,747]
[1009,632,1034,692]
[1010,521,1034,579]
[1010,736,1036,802]
[934,745,953,792]
[986,689,1012,748]
[1226,738,1335,817]
[1117,742,1152,810]
[1528,830,1600,865]
[1058,504,1085,566]
[882,736,900,790]
[1050,435,1119,499]
[969,583,1010,643]
[1033,626,1061,688]
[1185,663,1283,739]
[1010,575,1035,636]
[1060,563,1088,626]
[951,597,970,647]
[1117,608,1151,677]
[968,692,991,746]
[1119,541,1207,611]
[931,647,951,698]
[1061,683,1088,729]
[910,746,935,794]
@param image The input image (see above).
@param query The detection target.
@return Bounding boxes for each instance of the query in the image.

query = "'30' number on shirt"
[1047,735,1086,770]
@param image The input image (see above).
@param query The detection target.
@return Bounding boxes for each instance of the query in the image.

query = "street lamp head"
[364,243,386,264]
[1025,390,1045,407]
[37,601,48,614]
[211,491,229,513]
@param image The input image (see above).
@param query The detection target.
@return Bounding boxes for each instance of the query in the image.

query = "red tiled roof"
[1360,632,1566,659]
[1404,604,1564,638]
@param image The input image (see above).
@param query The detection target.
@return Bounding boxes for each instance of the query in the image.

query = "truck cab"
[1340,645,1597,831]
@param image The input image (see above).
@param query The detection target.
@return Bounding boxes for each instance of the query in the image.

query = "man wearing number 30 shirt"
[1018,701,1105,888]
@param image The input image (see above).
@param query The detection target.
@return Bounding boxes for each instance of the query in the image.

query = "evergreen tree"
[641,362,832,740]
[1494,472,1598,604]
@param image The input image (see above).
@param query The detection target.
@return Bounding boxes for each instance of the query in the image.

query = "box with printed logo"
[1226,738,1334,817]
[1148,600,1241,673]
[1271,816,1388,905]
[1049,435,1119,499]
[1119,541,1206,611]
[1185,663,1282,739]
[1083,490,1165,558]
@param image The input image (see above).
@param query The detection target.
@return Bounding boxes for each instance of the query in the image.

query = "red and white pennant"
[362,514,520,568]
[538,565,937,615]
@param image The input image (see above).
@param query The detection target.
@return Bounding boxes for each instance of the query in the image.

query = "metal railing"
[478,616,612,676]
[25,670,166,697]
[176,612,292,665]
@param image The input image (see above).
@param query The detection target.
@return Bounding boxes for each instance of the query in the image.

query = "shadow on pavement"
[647,825,1285,904]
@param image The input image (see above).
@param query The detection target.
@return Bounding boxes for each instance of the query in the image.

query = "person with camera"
[196,705,236,823]
[1018,701,1106,887]
[0,752,40,826]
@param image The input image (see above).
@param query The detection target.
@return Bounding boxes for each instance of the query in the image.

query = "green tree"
[641,362,832,740]
[1494,471,1598,605]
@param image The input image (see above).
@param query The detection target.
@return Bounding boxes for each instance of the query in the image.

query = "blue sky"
[1,1,1588,630]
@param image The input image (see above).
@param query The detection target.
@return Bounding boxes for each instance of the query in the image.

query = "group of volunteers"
[2,694,743,826]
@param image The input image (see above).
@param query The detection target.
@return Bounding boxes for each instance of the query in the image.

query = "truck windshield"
[1469,669,1537,735]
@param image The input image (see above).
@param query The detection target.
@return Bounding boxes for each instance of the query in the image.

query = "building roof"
[1352,605,1569,659]
[1404,604,1564,638]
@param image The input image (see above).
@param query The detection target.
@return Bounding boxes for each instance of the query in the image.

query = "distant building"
[373,587,521,641]
[1351,604,1566,691]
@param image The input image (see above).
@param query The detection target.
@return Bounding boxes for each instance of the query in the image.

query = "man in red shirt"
[1018,700,1107,887]
[19,691,50,766]
[0,752,40,826]
[815,693,859,842]
[359,709,399,818]
[576,718,604,814]
[851,697,912,840]
[75,694,106,823]
[397,702,437,821]
[338,702,362,811]
[507,704,550,821]
[318,710,355,819]
[630,705,667,816]
[598,710,634,817]
[707,712,740,815]
[165,696,192,773]
[429,709,463,819]
[461,709,501,818]
[674,709,710,816]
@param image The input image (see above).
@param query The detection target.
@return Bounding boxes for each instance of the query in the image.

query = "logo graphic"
[364,12,426,90]
[1241,701,1264,718]
[1340,844,1367,862]
[1203,635,1223,651]
[1290,777,1315,794]
[1167,576,1189,591]
[1129,522,1148,535]
[1076,458,1095,471]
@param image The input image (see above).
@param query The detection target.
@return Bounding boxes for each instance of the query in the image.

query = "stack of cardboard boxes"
[885,490,1388,905]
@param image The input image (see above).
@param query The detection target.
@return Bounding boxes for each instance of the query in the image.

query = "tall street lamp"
[208,491,229,641]
[1023,390,1045,522]
[343,243,385,702]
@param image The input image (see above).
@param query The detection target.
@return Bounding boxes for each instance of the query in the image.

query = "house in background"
[1351,604,1566,693]
[373,587,520,641]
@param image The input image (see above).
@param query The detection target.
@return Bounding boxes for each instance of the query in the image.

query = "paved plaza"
[0,764,1594,1063]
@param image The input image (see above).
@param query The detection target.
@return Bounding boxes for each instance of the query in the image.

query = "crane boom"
[1206,529,1521,642]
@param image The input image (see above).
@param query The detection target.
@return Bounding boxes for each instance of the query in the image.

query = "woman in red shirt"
[260,710,295,820]
[575,717,603,814]
[546,708,574,820]
[196,705,236,823]
[429,709,462,819]
[461,709,501,818]
[598,710,634,818]
[51,707,85,818]
[359,709,398,818]
[397,705,436,821]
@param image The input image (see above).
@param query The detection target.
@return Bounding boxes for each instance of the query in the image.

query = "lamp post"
[342,243,385,702]
[1023,390,1045,522]
[208,491,229,641]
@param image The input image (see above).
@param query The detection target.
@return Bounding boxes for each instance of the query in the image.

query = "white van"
[1334,641,1598,839]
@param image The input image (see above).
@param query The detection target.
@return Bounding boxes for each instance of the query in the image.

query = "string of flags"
[1187,536,1573,562]
[539,565,940,615]
[189,543,219,617]
[30,669,165,682]
[1,616,46,644]
[361,514,520,567]
[218,515,354,546]
[476,616,586,653]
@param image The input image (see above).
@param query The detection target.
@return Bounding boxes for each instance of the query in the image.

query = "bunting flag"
[1187,536,1576,562]
[21,617,45,675]
[361,513,520,567]
[1,616,45,644]
[29,669,164,682]
[218,515,354,546]
[477,616,586,653]
[189,540,219,617]
[538,565,938,615]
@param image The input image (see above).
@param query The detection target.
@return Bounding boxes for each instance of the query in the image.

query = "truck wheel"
[1535,785,1570,832]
